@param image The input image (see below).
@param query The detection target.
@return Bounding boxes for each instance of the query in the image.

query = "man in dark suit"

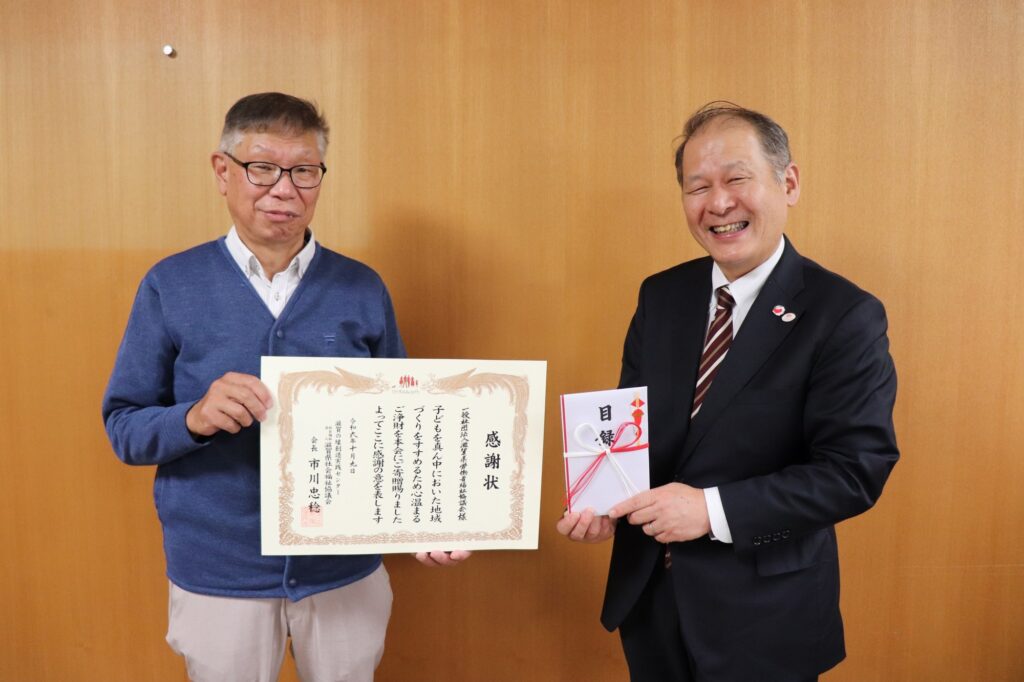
[557,102,898,681]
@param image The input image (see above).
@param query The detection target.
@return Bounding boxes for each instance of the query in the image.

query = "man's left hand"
[608,483,711,543]
[414,550,472,567]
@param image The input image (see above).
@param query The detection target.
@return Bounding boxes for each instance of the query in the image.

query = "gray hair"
[218,92,329,156]
[674,101,792,183]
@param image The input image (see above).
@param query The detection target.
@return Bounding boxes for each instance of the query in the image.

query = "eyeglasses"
[223,152,327,189]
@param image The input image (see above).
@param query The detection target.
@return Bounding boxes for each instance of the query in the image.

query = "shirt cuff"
[703,486,733,544]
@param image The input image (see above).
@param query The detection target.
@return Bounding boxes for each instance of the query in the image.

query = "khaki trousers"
[166,563,392,682]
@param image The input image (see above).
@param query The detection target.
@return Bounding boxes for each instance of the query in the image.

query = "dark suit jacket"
[601,238,898,680]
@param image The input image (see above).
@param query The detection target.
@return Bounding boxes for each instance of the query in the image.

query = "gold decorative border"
[277,367,529,546]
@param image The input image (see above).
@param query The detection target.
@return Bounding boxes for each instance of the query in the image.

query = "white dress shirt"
[702,237,786,543]
[224,226,317,318]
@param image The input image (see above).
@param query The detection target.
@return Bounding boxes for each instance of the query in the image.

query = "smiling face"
[212,129,323,257]
[679,118,800,280]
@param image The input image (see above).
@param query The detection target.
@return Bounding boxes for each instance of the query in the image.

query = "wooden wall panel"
[1,1,1022,680]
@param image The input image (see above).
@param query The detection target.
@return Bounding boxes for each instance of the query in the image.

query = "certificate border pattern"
[276,368,528,546]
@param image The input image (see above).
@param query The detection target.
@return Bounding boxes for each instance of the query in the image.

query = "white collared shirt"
[224,226,317,318]
[703,237,785,544]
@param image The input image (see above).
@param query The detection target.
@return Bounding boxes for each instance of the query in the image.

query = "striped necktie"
[669,286,737,569]
[691,285,736,419]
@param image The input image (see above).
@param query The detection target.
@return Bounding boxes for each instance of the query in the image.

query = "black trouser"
[618,556,819,682]
[619,556,695,681]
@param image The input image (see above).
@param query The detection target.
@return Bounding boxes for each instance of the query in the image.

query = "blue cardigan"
[102,238,406,601]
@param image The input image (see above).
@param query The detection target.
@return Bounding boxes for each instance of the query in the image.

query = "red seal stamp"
[301,505,323,528]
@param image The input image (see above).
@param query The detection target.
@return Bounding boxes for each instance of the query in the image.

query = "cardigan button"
[276,329,284,339]
[287,578,298,587]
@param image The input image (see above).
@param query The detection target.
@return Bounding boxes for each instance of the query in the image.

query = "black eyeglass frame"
[223,152,327,189]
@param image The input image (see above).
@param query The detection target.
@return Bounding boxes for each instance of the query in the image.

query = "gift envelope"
[561,387,650,515]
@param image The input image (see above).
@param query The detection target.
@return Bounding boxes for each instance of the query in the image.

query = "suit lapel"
[677,239,807,469]
[652,263,712,484]
[668,262,714,412]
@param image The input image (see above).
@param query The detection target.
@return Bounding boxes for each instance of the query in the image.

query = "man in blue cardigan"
[103,92,468,682]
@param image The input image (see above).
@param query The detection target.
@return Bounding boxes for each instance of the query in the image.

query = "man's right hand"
[186,372,273,437]
[556,508,617,544]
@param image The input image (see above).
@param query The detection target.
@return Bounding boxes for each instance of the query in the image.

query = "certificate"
[561,387,650,515]
[260,357,546,555]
